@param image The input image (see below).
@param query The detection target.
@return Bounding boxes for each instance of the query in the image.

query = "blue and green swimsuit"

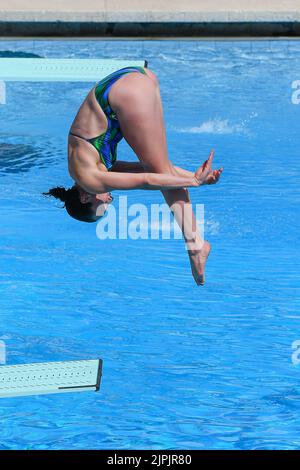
[69,66,147,170]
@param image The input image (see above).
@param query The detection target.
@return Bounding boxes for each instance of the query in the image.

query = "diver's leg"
[161,188,211,286]
[109,70,210,285]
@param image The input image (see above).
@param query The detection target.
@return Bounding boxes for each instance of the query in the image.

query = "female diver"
[44,65,222,285]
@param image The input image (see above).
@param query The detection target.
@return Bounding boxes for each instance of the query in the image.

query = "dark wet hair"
[43,186,97,223]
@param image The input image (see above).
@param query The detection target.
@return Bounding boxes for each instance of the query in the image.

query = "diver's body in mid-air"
[45,66,222,285]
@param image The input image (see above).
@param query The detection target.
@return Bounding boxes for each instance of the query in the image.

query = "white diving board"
[0,58,147,82]
[0,359,102,398]
[0,58,148,104]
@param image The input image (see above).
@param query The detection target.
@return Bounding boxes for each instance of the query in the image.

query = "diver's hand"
[194,150,223,186]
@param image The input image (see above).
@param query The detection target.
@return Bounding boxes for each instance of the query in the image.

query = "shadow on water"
[0,51,43,58]
[0,142,56,175]
[0,51,63,176]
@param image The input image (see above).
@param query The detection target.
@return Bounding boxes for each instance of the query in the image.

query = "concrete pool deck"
[0,0,299,37]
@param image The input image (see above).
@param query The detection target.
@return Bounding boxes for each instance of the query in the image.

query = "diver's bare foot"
[188,240,211,286]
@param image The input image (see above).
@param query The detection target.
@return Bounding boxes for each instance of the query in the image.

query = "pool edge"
[0,20,300,38]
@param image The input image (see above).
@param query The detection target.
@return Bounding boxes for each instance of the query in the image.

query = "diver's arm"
[173,166,194,177]
[112,161,194,177]
[80,151,221,193]
[81,169,200,193]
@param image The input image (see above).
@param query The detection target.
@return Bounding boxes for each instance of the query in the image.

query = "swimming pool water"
[0,39,300,450]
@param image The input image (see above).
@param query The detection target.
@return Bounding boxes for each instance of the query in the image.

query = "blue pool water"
[0,39,300,450]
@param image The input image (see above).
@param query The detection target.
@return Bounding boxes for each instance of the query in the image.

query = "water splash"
[178,118,244,135]
[176,113,258,135]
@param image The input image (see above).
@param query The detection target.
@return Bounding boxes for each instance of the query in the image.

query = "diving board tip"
[0,359,103,398]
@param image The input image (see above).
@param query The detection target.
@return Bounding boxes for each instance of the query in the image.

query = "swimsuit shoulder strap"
[69,131,95,144]
[69,131,108,166]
